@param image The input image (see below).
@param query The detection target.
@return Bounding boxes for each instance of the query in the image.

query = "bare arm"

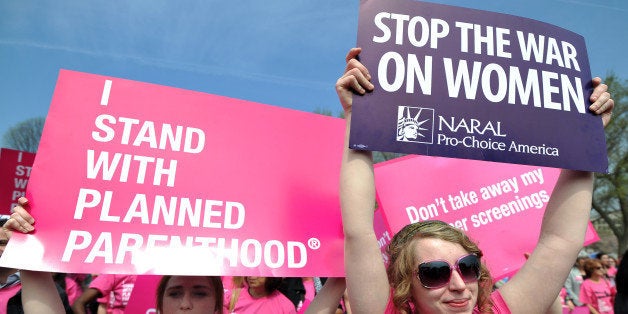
[21,271,66,314]
[71,287,101,314]
[545,293,563,314]
[499,78,614,312]
[304,278,346,314]
[2,198,65,314]
[337,48,389,313]
[587,303,601,314]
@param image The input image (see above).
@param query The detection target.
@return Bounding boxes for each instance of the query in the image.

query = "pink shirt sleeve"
[65,277,83,305]
[579,280,593,305]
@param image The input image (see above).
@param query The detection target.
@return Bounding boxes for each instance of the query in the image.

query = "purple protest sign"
[350,0,607,172]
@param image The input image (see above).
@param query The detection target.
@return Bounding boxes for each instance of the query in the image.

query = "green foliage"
[312,106,346,119]
[591,73,628,255]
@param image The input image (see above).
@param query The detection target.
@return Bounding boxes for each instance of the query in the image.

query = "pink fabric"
[565,306,590,314]
[297,298,311,314]
[65,276,82,305]
[559,287,568,305]
[297,279,315,313]
[579,278,616,314]
[607,266,618,278]
[227,288,296,314]
[302,278,315,302]
[89,274,137,314]
[0,283,21,313]
[575,273,584,285]
[121,275,161,314]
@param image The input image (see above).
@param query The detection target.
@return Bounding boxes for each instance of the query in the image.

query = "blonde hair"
[386,220,493,313]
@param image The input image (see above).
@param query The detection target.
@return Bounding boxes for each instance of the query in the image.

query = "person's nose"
[180,292,193,310]
[448,269,467,291]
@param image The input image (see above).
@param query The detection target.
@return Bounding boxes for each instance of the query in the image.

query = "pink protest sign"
[0,70,345,277]
[0,148,36,215]
[124,275,160,314]
[373,209,392,265]
[374,155,598,280]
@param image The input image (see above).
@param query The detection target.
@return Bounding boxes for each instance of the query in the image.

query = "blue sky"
[1,0,626,144]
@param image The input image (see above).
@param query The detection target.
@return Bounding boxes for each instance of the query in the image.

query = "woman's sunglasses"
[417,254,481,289]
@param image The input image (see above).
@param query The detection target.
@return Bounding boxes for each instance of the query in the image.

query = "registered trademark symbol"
[308,238,321,250]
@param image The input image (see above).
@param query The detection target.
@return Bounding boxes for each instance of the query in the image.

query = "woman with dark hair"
[156,275,224,314]
[598,252,619,286]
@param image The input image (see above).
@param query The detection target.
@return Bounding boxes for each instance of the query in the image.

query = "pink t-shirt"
[579,278,616,314]
[302,278,315,302]
[297,298,312,314]
[297,278,316,313]
[607,266,618,278]
[65,276,82,305]
[0,283,21,312]
[89,274,137,314]
[227,288,296,314]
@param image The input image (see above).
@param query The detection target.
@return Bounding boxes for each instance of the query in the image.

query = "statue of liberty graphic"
[396,106,432,143]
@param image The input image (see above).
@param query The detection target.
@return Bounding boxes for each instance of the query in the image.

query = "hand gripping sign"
[350,0,608,172]
[0,70,345,277]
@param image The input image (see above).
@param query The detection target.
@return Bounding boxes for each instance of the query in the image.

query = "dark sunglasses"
[417,254,481,289]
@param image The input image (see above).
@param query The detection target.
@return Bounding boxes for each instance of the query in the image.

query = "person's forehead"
[167,276,212,288]
[413,238,469,263]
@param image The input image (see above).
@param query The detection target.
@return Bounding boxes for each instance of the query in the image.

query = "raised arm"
[499,78,614,313]
[21,271,67,314]
[337,47,389,313]
[2,198,66,314]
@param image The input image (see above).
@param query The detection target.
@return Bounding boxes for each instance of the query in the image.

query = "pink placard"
[124,275,160,314]
[373,209,392,265]
[0,148,36,214]
[374,155,598,280]
[0,70,345,277]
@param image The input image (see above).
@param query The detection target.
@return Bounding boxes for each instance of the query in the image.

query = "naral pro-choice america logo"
[396,106,434,144]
